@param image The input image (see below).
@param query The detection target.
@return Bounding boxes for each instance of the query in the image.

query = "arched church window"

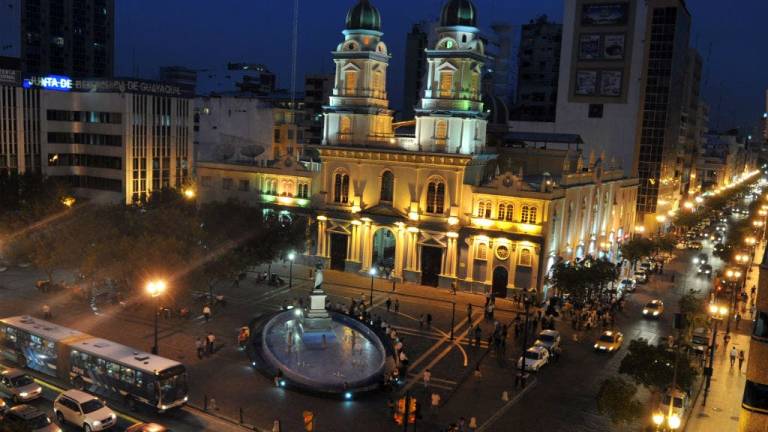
[380,171,394,202]
[426,179,445,214]
[529,206,538,224]
[521,205,530,223]
[497,203,505,220]
[334,172,350,204]
[506,204,514,221]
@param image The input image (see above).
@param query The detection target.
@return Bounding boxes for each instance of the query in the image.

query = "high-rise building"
[20,0,114,78]
[0,56,40,174]
[401,22,429,121]
[304,74,333,145]
[633,0,691,225]
[513,15,562,122]
[679,48,704,196]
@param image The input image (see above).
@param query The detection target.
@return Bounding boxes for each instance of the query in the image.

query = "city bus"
[0,316,188,412]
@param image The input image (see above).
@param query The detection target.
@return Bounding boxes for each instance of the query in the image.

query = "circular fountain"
[252,267,393,395]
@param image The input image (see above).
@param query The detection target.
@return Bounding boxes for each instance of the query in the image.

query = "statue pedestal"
[303,290,332,332]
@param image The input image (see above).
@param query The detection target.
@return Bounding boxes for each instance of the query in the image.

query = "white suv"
[53,389,116,431]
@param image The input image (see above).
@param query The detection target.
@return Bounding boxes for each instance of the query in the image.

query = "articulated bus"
[0,316,188,412]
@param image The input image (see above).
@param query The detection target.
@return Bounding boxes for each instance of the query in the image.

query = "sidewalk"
[684,333,749,432]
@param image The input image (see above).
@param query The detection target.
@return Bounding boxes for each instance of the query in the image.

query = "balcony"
[335,89,388,99]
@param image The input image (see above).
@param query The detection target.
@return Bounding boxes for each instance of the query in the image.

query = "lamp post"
[724,268,742,334]
[288,252,296,289]
[702,304,728,407]
[146,280,167,355]
[368,267,377,305]
[517,293,532,388]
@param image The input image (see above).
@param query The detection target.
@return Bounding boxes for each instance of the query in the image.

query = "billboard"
[582,3,629,26]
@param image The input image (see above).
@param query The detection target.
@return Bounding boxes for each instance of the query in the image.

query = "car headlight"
[19,392,28,398]
[110,413,116,420]
[184,395,189,402]
[643,309,649,314]
[693,258,699,264]
[594,343,599,349]
[608,347,614,351]
[93,420,101,426]
[653,311,659,316]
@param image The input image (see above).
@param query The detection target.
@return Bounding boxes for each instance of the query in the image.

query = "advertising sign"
[603,34,626,59]
[23,75,73,91]
[575,70,598,96]
[599,70,623,96]
[582,3,629,26]
[579,35,601,60]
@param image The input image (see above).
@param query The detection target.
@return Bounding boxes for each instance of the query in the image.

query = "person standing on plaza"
[738,349,746,372]
[206,332,216,355]
[418,314,425,329]
[394,299,400,314]
[385,297,392,312]
[203,304,212,322]
[423,368,431,389]
[195,337,204,359]
[426,313,433,329]
[735,312,741,330]
[467,304,473,323]
[474,325,482,347]
[42,304,51,319]
[730,346,738,368]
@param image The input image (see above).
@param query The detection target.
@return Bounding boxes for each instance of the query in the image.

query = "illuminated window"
[519,248,532,267]
[521,205,530,223]
[372,70,384,93]
[340,116,352,136]
[426,179,445,214]
[476,242,488,260]
[334,172,349,203]
[506,204,514,221]
[497,204,505,220]
[529,206,537,224]
[344,70,358,94]
[439,71,453,97]
[435,120,448,144]
[380,171,394,202]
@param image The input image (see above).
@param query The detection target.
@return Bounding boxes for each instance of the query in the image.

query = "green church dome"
[440,0,477,27]
[346,0,382,32]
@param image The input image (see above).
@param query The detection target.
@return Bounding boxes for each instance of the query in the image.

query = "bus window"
[134,371,145,389]
[106,362,120,380]
[0,325,18,348]
[120,366,135,386]
[95,358,106,374]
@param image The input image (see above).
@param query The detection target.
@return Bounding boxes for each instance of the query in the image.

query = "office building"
[513,15,562,122]
[401,22,430,121]
[0,56,40,174]
[20,0,114,78]
[304,74,333,145]
[159,66,198,93]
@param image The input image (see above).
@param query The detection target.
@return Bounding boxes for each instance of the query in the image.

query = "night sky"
[113,0,766,132]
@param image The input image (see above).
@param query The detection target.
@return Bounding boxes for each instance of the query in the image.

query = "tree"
[620,237,654,270]
[673,212,700,230]
[619,338,697,394]
[678,291,706,341]
[596,377,643,428]
[654,235,676,257]
[550,261,589,301]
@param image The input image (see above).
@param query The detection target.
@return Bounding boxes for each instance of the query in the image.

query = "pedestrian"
[738,349,746,371]
[272,419,281,432]
[394,299,400,314]
[751,286,756,298]
[385,297,392,312]
[399,350,408,366]
[426,313,433,328]
[467,303,473,321]
[274,369,283,387]
[195,337,204,359]
[423,368,431,388]
[418,314,425,329]
[206,332,216,355]
[203,304,211,322]
[474,325,482,347]
[42,304,51,319]
[735,313,741,330]
[473,363,482,379]
[468,416,478,431]
[730,346,737,368]
[430,392,440,413]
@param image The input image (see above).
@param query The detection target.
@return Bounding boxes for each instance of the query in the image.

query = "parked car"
[594,330,624,353]
[0,369,43,403]
[53,389,117,431]
[534,330,561,353]
[634,270,648,284]
[517,346,550,372]
[656,388,689,420]
[691,327,711,355]
[125,424,170,432]
[0,404,61,432]
[643,300,665,318]
[620,278,636,293]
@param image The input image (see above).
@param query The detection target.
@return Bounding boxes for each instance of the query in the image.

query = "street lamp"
[183,188,196,200]
[368,267,377,305]
[146,280,167,355]
[702,304,727,407]
[288,252,296,289]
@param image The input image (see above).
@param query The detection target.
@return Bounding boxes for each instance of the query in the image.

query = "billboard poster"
[579,34,601,60]
[603,34,626,59]
[582,3,629,26]
[575,70,598,96]
[599,70,623,96]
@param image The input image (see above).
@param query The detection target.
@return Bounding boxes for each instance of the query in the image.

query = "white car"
[534,330,561,352]
[0,369,43,403]
[53,389,116,431]
[517,346,550,372]
[620,278,636,293]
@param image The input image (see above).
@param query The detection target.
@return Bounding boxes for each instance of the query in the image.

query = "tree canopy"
[618,338,698,393]
[596,376,643,427]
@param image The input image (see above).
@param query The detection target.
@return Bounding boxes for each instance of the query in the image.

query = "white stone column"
[393,227,405,279]
[317,219,328,257]
[466,238,476,281]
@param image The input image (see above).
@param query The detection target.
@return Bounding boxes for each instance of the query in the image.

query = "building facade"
[197,0,639,301]
[20,0,114,78]
[401,22,430,121]
[304,74,333,145]
[513,15,562,122]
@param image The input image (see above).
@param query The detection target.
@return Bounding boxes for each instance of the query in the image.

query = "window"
[521,205,530,223]
[497,203,505,220]
[380,171,394,202]
[426,179,445,214]
[222,178,233,190]
[477,201,486,218]
[519,248,532,266]
[588,104,604,118]
[476,242,488,260]
[372,70,384,93]
[334,172,350,204]
[529,206,538,224]
[506,204,514,221]
[238,180,249,191]
[439,71,453,97]
[344,70,358,94]
[435,120,448,145]
[297,183,309,198]
[340,116,352,137]
[273,128,281,143]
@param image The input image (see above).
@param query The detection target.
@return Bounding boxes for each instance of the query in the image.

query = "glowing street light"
[146,279,167,355]
[61,196,76,208]
[368,267,377,305]
[288,252,296,289]
[183,188,196,199]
